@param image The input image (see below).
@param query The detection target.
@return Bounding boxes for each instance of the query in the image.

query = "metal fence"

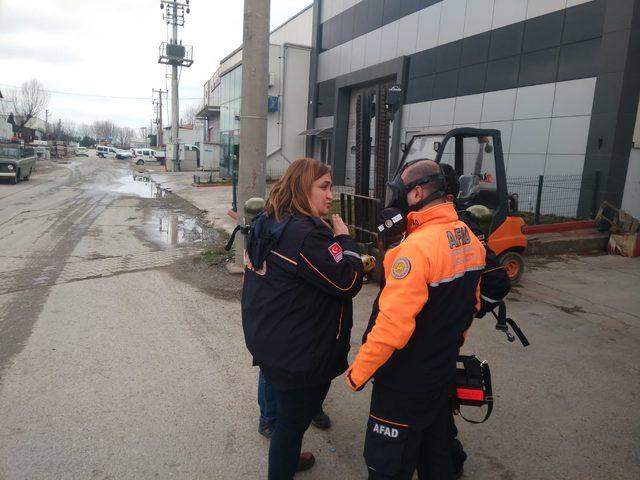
[507,172,600,224]
[231,170,601,226]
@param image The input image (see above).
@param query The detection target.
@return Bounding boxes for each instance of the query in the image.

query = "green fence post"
[534,175,544,224]
[232,171,238,213]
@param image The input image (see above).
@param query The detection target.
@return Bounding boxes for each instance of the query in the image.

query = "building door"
[352,81,394,200]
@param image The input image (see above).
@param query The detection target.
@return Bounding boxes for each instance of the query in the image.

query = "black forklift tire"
[136,159,144,165]
[499,251,525,285]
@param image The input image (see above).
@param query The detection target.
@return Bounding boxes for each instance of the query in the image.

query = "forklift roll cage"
[398,127,509,235]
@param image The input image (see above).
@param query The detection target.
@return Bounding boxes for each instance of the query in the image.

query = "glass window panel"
[232,68,239,99]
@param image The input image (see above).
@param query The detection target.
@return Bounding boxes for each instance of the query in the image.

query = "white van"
[132,148,161,165]
[96,146,118,158]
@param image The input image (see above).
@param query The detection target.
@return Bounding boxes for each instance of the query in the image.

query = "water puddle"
[110,172,218,248]
[113,173,167,199]
[144,210,218,248]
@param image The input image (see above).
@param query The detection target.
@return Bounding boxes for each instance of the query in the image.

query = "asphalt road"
[0,156,638,479]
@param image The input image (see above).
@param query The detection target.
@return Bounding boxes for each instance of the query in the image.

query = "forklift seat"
[457,174,481,206]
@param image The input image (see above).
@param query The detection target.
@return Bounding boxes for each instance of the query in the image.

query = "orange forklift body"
[398,127,528,283]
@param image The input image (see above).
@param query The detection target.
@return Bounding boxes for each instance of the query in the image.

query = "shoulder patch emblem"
[328,242,343,262]
[391,257,411,279]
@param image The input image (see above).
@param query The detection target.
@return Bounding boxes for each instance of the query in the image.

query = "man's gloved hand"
[361,255,376,274]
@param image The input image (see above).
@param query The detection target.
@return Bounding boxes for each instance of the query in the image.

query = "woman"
[242,158,364,479]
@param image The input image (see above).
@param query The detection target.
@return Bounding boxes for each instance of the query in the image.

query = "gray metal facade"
[308,0,640,215]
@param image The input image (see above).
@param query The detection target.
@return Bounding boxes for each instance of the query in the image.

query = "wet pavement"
[0,156,638,480]
[108,172,220,249]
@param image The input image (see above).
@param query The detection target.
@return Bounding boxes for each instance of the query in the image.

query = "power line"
[0,83,200,101]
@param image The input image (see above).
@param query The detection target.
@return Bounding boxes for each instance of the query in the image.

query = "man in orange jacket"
[346,159,485,480]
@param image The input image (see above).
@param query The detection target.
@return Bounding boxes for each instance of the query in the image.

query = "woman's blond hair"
[265,157,331,221]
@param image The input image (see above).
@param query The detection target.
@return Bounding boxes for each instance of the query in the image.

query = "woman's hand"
[331,214,349,237]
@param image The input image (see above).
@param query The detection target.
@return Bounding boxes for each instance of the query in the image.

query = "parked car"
[0,143,36,184]
[132,148,163,165]
[97,146,118,158]
[115,148,133,160]
[75,146,89,157]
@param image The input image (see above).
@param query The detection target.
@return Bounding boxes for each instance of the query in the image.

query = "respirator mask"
[377,160,447,240]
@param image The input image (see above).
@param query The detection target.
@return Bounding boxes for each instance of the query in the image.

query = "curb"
[523,220,596,235]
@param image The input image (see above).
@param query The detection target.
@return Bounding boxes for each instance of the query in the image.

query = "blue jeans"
[268,381,331,480]
[258,371,278,425]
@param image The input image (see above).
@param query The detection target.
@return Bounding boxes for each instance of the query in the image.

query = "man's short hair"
[440,163,460,198]
[401,159,444,196]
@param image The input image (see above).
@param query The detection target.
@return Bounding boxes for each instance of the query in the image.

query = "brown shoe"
[296,452,316,472]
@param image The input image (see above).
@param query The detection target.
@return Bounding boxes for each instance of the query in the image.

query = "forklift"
[397,127,527,284]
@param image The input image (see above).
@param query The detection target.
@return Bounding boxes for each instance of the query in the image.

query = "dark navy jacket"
[242,214,364,390]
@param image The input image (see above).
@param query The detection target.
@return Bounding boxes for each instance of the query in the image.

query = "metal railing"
[507,172,600,224]
[340,193,382,244]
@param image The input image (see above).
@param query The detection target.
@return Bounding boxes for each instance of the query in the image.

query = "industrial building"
[305,0,640,218]
[198,5,313,179]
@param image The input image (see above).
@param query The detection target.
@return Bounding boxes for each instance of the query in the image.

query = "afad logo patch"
[328,242,343,262]
[372,422,399,438]
[391,257,411,279]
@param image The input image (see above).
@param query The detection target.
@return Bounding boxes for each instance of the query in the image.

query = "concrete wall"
[201,143,220,171]
[0,115,12,140]
[266,43,312,178]
[219,5,313,72]
[270,5,314,46]
[166,127,199,145]
[622,99,640,218]
[209,5,314,179]
[621,148,640,218]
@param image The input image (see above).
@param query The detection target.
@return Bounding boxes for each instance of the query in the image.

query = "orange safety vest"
[347,202,485,392]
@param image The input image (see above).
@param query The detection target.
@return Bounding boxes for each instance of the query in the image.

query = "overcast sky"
[0,0,311,132]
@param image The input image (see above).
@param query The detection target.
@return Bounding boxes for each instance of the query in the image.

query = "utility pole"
[234,0,270,267]
[152,88,166,147]
[45,109,49,137]
[158,1,193,172]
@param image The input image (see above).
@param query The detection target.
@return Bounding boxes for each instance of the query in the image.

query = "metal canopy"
[195,105,220,119]
[298,127,334,137]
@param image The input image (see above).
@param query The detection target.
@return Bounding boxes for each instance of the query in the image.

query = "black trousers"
[268,381,330,480]
[364,383,454,480]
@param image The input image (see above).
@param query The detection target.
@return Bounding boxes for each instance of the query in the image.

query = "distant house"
[0,90,13,140]
[163,124,199,145]
[8,115,46,143]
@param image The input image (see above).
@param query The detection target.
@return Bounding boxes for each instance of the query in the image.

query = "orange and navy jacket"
[242,214,364,390]
[346,202,485,393]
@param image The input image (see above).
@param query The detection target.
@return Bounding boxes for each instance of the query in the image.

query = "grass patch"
[200,228,233,266]
[201,244,233,266]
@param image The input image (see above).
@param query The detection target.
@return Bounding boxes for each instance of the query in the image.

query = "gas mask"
[377,160,446,241]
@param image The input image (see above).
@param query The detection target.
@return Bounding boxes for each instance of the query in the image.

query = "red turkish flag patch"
[328,242,343,262]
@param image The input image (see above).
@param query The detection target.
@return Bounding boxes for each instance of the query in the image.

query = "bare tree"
[62,120,77,141]
[181,104,200,125]
[78,123,94,138]
[49,118,79,142]
[114,126,135,148]
[92,120,118,142]
[52,119,64,140]
[7,79,50,128]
